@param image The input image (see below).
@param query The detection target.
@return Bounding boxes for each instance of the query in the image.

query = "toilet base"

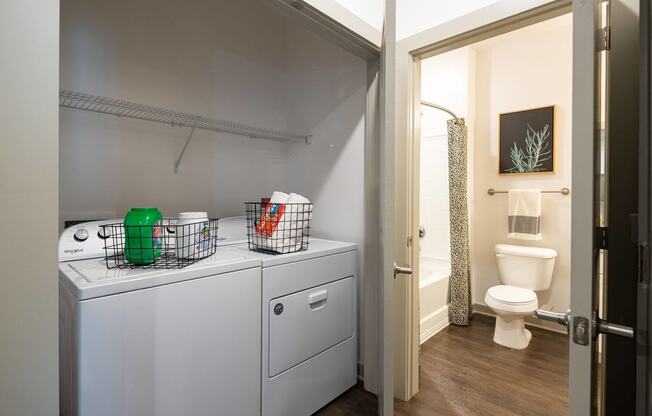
[493,315,532,350]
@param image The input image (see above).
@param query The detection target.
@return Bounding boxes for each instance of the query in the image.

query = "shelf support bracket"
[174,119,198,173]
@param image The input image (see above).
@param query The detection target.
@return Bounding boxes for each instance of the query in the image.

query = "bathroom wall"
[419,48,474,262]
[471,14,572,318]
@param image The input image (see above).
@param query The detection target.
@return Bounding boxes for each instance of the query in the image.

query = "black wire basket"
[100,218,219,269]
[245,202,312,255]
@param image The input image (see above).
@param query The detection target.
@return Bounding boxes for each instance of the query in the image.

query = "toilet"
[485,244,557,349]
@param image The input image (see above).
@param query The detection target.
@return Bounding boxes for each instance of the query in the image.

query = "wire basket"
[245,202,312,254]
[101,218,219,269]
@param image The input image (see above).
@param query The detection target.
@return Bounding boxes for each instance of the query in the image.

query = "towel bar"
[487,187,570,196]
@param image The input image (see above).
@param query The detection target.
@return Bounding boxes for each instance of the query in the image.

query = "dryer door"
[268,276,354,377]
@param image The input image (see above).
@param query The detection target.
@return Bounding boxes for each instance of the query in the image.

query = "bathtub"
[419,256,451,344]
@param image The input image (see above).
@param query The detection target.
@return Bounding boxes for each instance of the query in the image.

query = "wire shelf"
[59,89,311,143]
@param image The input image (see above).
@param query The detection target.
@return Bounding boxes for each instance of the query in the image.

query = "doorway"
[402,13,573,416]
[391,0,642,415]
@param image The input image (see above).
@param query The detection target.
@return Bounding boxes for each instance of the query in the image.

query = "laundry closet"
[58,0,379,414]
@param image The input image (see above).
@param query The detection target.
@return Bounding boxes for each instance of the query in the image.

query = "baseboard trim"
[472,303,568,334]
[420,304,450,344]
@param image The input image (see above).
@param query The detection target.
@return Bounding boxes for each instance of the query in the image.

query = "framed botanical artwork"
[499,106,555,174]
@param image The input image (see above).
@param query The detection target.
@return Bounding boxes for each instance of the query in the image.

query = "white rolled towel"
[286,193,312,253]
[256,191,288,251]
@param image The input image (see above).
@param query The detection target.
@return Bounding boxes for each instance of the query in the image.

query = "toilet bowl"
[485,285,538,349]
[485,244,557,349]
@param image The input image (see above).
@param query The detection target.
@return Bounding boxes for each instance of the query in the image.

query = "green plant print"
[507,123,552,173]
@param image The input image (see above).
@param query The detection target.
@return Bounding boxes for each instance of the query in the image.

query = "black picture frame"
[499,106,555,174]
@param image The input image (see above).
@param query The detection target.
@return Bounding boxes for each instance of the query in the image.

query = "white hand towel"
[256,191,288,252]
[507,189,542,240]
[286,193,312,253]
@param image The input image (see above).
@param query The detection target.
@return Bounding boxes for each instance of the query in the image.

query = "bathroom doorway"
[390,0,645,413]
[406,13,573,415]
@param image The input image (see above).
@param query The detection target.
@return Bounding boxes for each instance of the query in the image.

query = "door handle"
[308,289,328,310]
[394,262,413,279]
[595,318,634,338]
[534,309,570,327]
[535,309,634,344]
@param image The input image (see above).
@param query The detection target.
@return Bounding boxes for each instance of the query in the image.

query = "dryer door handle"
[308,289,328,310]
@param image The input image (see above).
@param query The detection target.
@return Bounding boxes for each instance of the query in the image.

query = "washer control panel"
[59,219,120,262]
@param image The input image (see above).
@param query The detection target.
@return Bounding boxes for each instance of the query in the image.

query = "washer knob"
[74,228,89,242]
[97,227,112,239]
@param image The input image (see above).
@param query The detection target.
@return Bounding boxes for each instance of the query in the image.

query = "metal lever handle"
[393,262,413,279]
[534,309,570,327]
[596,319,634,338]
[535,309,634,340]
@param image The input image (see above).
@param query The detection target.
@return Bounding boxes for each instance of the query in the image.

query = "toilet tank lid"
[495,244,557,259]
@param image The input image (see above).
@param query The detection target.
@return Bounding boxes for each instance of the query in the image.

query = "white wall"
[60,0,291,223]
[304,0,382,46]
[419,134,450,260]
[397,0,503,40]
[332,0,383,31]
[419,49,473,261]
[471,14,572,314]
[283,20,368,361]
[60,0,369,366]
[0,0,59,414]
[396,0,562,41]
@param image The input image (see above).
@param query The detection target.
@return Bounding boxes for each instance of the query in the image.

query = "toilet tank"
[494,244,557,291]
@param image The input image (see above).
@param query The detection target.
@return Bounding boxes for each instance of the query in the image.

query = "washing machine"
[58,220,263,416]
[227,238,358,416]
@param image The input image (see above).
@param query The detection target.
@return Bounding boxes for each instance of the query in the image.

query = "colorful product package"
[256,199,286,237]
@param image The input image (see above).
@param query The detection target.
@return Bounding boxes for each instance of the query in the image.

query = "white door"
[378,0,397,415]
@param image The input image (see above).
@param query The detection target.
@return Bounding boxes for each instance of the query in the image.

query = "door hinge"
[596,226,608,250]
[597,26,611,51]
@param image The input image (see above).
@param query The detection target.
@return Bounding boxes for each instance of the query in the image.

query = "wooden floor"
[317,314,568,416]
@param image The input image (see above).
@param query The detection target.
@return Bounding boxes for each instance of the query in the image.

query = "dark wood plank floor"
[317,314,568,416]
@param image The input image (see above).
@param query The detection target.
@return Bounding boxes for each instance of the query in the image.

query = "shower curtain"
[447,119,472,326]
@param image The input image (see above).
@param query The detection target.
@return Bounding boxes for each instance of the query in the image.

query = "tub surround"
[419,256,451,343]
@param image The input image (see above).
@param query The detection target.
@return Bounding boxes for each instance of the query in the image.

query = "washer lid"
[59,249,259,300]
[487,285,537,304]
[215,216,248,246]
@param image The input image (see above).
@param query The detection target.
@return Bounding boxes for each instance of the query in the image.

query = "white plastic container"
[175,212,211,259]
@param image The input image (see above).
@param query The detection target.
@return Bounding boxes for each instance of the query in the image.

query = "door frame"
[392,0,572,402]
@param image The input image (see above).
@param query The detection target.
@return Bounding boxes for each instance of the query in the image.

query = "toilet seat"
[485,285,538,313]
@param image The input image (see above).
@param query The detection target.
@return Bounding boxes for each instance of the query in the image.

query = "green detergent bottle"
[124,207,163,265]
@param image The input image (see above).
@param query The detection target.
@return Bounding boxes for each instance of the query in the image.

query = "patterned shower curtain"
[447,119,471,326]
